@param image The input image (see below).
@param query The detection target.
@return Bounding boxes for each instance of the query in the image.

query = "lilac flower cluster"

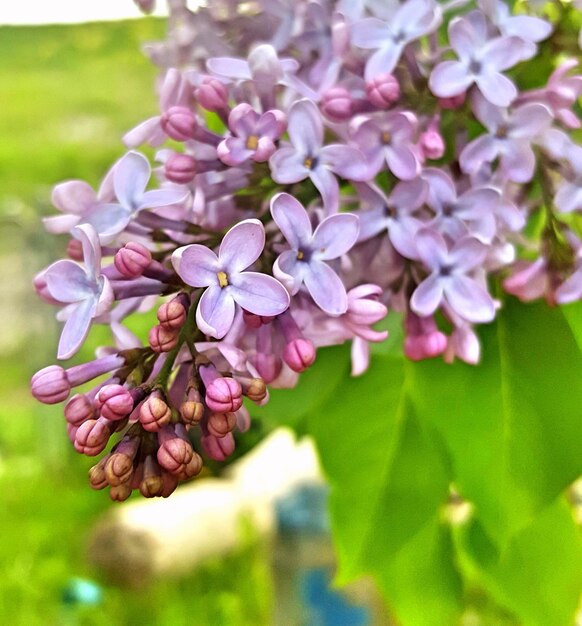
[32,0,582,499]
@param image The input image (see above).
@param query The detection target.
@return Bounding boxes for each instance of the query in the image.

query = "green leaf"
[409,298,582,545]
[456,499,582,626]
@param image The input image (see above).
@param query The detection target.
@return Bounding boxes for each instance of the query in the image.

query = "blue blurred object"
[301,568,370,626]
[61,577,103,606]
[276,482,330,535]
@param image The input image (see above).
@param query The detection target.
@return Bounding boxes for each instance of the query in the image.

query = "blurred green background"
[0,20,274,625]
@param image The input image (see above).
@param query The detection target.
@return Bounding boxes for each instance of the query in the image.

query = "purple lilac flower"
[350,112,421,180]
[555,143,582,213]
[356,179,427,259]
[460,93,553,183]
[172,219,290,339]
[42,224,114,359]
[478,0,552,44]
[410,229,495,323]
[217,104,286,166]
[270,193,359,315]
[429,15,533,107]
[351,0,442,80]
[269,99,370,212]
[82,151,188,241]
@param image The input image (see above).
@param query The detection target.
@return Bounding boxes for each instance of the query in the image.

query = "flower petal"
[82,204,132,242]
[270,193,313,248]
[172,244,219,287]
[229,272,290,316]
[445,275,495,322]
[196,285,236,339]
[138,188,188,210]
[429,61,473,97]
[410,274,444,316]
[288,99,323,156]
[351,18,392,49]
[304,260,348,315]
[114,151,151,211]
[475,71,517,107]
[310,166,340,213]
[321,144,372,181]
[219,219,265,273]
[51,180,96,215]
[415,228,449,270]
[269,146,309,184]
[57,298,95,360]
[364,43,404,80]
[509,103,552,139]
[206,57,252,80]
[386,145,420,180]
[273,250,305,295]
[45,260,92,303]
[312,213,359,260]
[449,237,489,271]
[74,223,102,280]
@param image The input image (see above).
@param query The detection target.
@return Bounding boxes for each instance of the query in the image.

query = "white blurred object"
[88,428,323,584]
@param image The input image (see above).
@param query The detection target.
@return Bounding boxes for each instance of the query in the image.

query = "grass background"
[0,19,274,625]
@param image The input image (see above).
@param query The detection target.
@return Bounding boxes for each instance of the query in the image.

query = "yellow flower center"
[304,157,313,169]
[246,135,259,150]
[381,131,392,145]
[297,250,305,260]
[217,271,229,288]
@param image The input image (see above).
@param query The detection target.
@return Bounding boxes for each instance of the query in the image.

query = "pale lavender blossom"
[123,69,190,147]
[350,113,421,180]
[460,93,552,183]
[83,151,188,241]
[429,15,533,107]
[478,0,552,44]
[270,193,359,316]
[356,179,427,258]
[410,229,495,323]
[269,99,370,212]
[351,0,442,80]
[42,224,114,360]
[555,143,582,214]
[217,104,286,166]
[172,219,290,339]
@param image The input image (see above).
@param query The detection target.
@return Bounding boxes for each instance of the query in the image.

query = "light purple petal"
[445,275,495,323]
[229,272,290,316]
[218,137,254,166]
[138,188,188,210]
[509,103,552,139]
[274,250,305,295]
[43,214,81,234]
[394,0,441,38]
[500,142,535,183]
[45,260,92,303]
[257,110,286,140]
[160,68,186,111]
[320,145,372,181]
[74,223,102,279]
[555,182,582,214]
[471,91,506,131]
[172,244,219,287]
[390,217,423,259]
[82,204,132,241]
[114,151,150,211]
[410,274,444,316]
[288,99,323,156]
[429,61,474,97]
[304,260,348,315]
[197,285,236,339]
[312,213,360,260]
[270,193,313,248]
[555,269,582,303]
[483,36,535,71]
[51,180,96,215]
[351,18,392,48]
[364,43,404,80]
[269,147,309,184]
[351,336,371,377]
[455,188,500,220]
[358,208,388,241]
[422,169,456,209]
[460,135,499,174]
[448,16,480,58]
[228,103,259,136]
[122,117,162,148]
[57,298,96,360]
[219,219,265,273]
[386,145,420,180]
[502,15,552,42]
[449,237,488,271]
[206,57,252,80]
[476,71,517,107]
[415,228,449,270]
[310,166,340,213]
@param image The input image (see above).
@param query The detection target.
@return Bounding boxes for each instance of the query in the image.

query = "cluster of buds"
[32,0,582,498]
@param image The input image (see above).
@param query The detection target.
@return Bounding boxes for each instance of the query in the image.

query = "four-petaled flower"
[410,229,495,323]
[271,192,359,316]
[172,219,290,339]
[43,224,114,360]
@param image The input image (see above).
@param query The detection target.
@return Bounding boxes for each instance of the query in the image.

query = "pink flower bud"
[420,118,445,160]
[243,377,267,403]
[207,412,237,438]
[89,456,109,490]
[109,483,133,502]
[161,105,198,142]
[321,87,353,121]
[251,353,282,383]
[114,242,152,278]
[67,238,84,261]
[439,93,466,110]
[283,338,316,373]
[149,324,179,353]
[97,384,134,420]
[242,311,275,328]
[139,391,172,432]
[66,424,78,444]
[74,417,114,456]
[195,78,229,112]
[202,432,235,461]
[65,393,95,426]
[366,73,400,108]
[105,437,140,486]
[157,299,187,330]
[31,365,71,404]
[205,377,243,413]
[33,271,61,305]
[176,453,203,480]
[157,427,194,474]
[404,313,447,361]
[164,152,197,184]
